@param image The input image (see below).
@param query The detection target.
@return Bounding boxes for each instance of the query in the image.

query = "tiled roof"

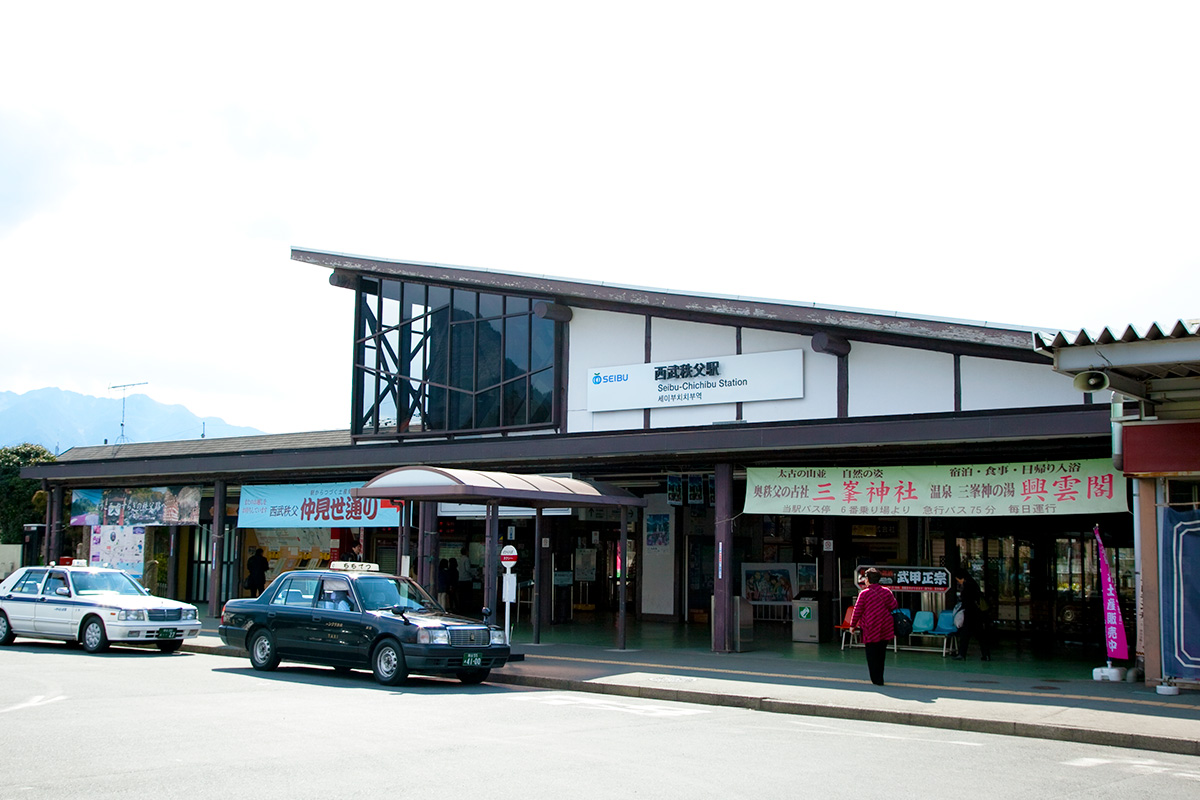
[1032,319,1200,382]
[1033,319,1200,350]
[56,430,353,462]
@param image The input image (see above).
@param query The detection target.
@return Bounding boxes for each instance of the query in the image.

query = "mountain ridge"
[0,388,266,455]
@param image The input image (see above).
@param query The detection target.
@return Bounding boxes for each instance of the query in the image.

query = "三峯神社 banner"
[744,459,1126,517]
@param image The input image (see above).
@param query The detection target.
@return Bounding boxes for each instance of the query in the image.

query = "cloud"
[2,3,1199,434]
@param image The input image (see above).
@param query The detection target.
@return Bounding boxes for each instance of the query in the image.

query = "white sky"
[3,3,1198,435]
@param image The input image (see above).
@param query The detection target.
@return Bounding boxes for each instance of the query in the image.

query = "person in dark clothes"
[447,557,460,612]
[246,548,269,597]
[952,567,991,661]
[850,568,898,686]
[437,558,452,608]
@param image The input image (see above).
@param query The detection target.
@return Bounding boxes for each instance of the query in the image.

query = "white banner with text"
[745,459,1126,517]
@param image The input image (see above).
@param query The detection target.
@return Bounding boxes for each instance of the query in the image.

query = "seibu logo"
[592,372,629,385]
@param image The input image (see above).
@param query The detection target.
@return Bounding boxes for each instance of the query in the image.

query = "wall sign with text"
[587,349,804,412]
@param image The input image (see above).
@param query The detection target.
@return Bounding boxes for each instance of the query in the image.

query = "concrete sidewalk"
[184,626,1200,756]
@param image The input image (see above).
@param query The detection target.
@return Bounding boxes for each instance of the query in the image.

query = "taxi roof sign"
[331,561,379,572]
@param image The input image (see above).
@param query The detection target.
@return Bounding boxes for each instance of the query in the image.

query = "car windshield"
[355,576,440,612]
[71,571,147,596]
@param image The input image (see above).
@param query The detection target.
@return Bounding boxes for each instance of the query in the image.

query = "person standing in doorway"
[246,548,269,597]
[952,568,991,661]
[850,568,898,686]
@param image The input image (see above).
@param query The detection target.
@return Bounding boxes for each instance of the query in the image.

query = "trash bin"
[793,592,832,643]
[735,596,753,651]
[793,596,820,643]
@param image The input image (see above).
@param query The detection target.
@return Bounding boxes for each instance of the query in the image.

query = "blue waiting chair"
[929,610,959,656]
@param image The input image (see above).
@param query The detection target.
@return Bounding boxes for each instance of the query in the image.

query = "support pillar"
[484,502,499,625]
[400,501,412,573]
[49,485,64,562]
[418,502,436,591]
[533,509,544,644]
[207,480,226,618]
[712,463,733,652]
[167,525,179,599]
[618,506,628,650]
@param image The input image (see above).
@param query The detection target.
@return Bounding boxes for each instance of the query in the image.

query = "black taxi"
[218,563,510,685]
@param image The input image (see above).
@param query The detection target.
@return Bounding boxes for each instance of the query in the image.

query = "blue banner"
[1160,507,1200,682]
[238,483,401,528]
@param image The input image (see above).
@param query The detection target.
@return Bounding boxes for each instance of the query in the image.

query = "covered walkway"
[353,465,647,648]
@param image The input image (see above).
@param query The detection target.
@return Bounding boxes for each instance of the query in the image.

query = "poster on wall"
[243,528,335,579]
[239,483,402,528]
[646,514,671,548]
[688,475,705,505]
[72,487,201,526]
[666,475,683,506]
[575,548,597,581]
[1161,507,1200,683]
[741,563,797,606]
[90,526,146,577]
[745,459,1127,517]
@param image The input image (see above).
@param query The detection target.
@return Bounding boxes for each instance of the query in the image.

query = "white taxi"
[0,561,201,653]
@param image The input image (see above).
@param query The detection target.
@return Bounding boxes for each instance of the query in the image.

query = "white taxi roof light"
[331,561,379,572]
[71,560,88,567]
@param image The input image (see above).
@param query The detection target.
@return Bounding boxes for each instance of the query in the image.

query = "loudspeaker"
[1073,371,1110,392]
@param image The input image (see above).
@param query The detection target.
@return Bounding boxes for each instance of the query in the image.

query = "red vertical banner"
[1094,524,1128,661]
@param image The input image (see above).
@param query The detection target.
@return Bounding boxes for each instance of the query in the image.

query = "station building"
[25,248,1149,667]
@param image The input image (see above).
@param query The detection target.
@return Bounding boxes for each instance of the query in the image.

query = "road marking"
[523,654,1192,710]
[788,719,984,746]
[0,695,67,714]
[509,691,710,717]
[1064,757,1200,782]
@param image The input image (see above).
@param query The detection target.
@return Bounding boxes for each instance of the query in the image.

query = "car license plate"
[463,652,482,667]
[156,628,178,639]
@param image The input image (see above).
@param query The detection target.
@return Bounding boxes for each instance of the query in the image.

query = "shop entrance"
[951,517,1134,650]
[185,523,238,606]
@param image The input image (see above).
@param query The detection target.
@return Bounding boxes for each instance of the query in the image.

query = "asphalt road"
[2,642,1199,799]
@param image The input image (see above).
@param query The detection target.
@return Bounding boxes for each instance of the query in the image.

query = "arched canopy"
[352,465,647,509]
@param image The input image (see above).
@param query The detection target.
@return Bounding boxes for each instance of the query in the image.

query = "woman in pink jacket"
[850,568,898,686]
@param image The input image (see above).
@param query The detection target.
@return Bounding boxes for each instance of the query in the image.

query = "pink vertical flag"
[1094,524,1128,661]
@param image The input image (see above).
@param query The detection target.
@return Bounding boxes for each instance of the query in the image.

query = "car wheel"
[248,629,280,671]
[81,617,110,654]
[156,640,183,654]
[0,611,14,646]
[458,669,490,685]
[372,639,408,686]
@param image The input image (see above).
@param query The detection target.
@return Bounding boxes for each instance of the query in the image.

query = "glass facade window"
[353,277,558,438]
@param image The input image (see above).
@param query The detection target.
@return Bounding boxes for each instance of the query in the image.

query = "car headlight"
[117,609,146,621]
[182,608,198,620]
[417,627,449,645]
[490,629,506,645]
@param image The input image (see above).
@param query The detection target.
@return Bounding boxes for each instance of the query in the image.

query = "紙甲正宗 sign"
[238,483,402,528]
[745,459,1126,517]
[855,565,951,592]
[587,349,804,412]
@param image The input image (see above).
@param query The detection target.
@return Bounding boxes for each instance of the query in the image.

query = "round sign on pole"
[500,544,518,568]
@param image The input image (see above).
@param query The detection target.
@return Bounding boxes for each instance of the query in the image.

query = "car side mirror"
[480,607,491,618]
[56,587,70,597]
